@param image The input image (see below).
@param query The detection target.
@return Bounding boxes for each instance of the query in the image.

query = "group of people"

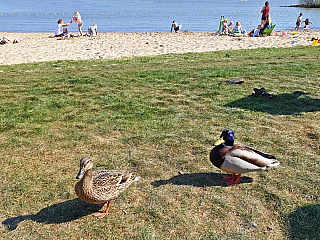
[219,1,313,37]
[221,19,245,35]
[54,11,98,38]
[219,1,271,36]
[295,12,312,31]
[247,2,273,37]
[54,4,313,39]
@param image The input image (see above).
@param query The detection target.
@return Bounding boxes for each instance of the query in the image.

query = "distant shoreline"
[281,4,320,8]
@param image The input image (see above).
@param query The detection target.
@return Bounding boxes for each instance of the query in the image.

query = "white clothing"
[252,28,260,37]
[172,22,178,28]
[88,25,97,36]
[55,24,64,35]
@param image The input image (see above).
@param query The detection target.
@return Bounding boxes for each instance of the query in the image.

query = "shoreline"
[281,5,320,8]
[1,30,320,66]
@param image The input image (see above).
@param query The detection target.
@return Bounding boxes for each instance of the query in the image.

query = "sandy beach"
[1,30,319,65]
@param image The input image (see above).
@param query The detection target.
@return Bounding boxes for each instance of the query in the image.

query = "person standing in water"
[295,13,303,31]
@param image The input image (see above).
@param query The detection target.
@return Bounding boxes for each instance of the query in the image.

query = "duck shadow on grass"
[286,204,320,240]
[151,172,253,188]
[225,91,320,115]
[2,198,99,231]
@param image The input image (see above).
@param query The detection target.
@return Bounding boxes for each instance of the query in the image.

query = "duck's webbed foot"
[94,201,111,219]
[224,174,241,187]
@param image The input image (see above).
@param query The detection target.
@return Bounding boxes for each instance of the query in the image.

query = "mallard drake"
[210,129,280,186]
[75,157,140,219]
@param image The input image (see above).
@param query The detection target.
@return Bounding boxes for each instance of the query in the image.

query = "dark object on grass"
[226,78,245,84]
[252,87,273,99]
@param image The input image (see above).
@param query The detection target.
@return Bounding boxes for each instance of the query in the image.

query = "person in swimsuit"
[295,13,303,31]
[72,11,84,36]
[261,1,270,29]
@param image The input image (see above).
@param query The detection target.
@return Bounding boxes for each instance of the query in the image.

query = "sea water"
[0,0,319,33]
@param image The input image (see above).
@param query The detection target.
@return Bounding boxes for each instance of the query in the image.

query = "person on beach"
[171,21,182,33]
[261,1,270,29]
[303,18,312,29]
[72,11,84,36]
[248,25,262,37]
[221,19,231,34]
[295,13,303,31]
[55,19,72,37]
[259,14,272,34]
[0,36,18,45]
[233,21,244,34]
[228,21,234,33]
[88,24,98,36]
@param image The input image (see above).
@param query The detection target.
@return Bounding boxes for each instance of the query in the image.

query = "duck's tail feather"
[266,161,280,168]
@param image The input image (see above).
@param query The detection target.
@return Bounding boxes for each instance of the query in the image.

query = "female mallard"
[75,157,140,219]
[210,129,280,186]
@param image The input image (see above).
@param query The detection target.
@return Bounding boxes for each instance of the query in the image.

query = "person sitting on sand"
[295,13,303,31]
[0,36,18,45]
[248,25,262,37]
[55,19,72,37]
[303,18,312,29]
[171,21,182,33]
[88,24,98,37]
[221,19,231,34]
[228,21,234,33]
[233,21,244,34]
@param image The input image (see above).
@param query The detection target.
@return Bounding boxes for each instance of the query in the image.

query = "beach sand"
[0,31,319,65]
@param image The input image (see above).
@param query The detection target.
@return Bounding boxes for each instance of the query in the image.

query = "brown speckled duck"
[75,157,140,219]
[210,129,280,186]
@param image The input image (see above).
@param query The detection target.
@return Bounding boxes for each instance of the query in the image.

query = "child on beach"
[171,21,182,33]
[228,21,234,33]
[55,19,72,37]
[295,13,303,31]
[303,18,312,29]
[233,21,244,34]
[72,11,84,36]
[88,24,98,36]
[221,19,231,34]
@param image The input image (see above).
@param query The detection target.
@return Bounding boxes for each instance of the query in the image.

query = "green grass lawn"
[0,46,319,239]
